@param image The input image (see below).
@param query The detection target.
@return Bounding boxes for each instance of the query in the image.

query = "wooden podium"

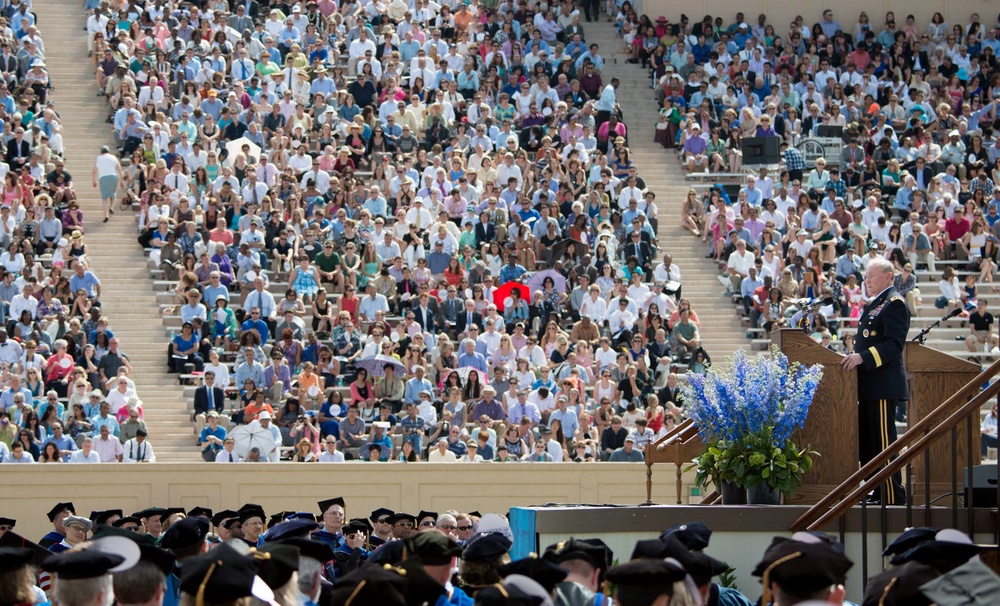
[772,329,858,504]
[904,343,981,503]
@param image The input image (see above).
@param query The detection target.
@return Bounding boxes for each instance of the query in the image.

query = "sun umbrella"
[228,424,278,459]
[449,367,488,385]
[492,281,530,312]
[355,354,407,378]
[225,136,262,164]
[526,268,567,295]
[549,238,588,264]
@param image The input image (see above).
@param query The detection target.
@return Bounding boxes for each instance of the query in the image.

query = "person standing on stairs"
[596,77,619,131]
[92,145,122,223]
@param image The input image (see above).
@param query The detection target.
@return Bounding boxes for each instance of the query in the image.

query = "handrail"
[790,357,1000,531]
[645,419,700,504]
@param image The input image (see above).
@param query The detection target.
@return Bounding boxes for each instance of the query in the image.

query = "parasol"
[354,354,407,378]
[549,238,588,264]
[492,281,530,312]
[228,424,278,460]
[525,268,567,294]
[225,136,262,164]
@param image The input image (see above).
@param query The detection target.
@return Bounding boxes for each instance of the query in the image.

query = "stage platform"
[510,504,998,602]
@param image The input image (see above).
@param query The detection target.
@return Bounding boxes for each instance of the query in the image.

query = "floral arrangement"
[685,347,823,496]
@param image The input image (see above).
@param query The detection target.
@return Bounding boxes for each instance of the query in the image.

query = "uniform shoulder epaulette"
[890,295,904,303]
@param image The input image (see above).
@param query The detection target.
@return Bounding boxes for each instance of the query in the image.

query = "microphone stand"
[911,310,959,344]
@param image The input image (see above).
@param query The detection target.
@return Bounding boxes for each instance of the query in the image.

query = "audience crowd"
[0,2,141,464]
[640,8,1000,365]
[77,0,705,464]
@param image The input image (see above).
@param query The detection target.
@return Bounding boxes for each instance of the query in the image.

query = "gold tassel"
[343,580,367,606]
[760,551,802,606]
[877,578,898,606]
[195,561,220,606]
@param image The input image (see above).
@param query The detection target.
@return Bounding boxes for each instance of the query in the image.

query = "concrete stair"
[587,25,751,361]
[38,0,199,461]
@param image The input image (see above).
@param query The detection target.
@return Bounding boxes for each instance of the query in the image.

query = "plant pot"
[746,483,782,505]
[720,481,747,505]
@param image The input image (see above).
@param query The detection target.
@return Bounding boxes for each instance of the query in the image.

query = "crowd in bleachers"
[630,8,1000,371]
[83,0,709,463]
[0,3,142,464]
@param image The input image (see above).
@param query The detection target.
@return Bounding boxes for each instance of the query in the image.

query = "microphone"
[912,308,963,343]
[804,296,835,309]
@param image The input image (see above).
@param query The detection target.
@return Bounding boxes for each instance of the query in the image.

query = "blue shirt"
[499,263,527,283]
[42,434,78,461]
[457,351,488,373]
[241,318,270,343]
[69,272,101,298]
[404,378,434,404]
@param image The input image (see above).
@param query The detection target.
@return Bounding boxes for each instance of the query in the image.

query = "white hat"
[259,411,272,420]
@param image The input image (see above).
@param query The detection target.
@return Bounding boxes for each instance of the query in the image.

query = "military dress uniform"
[853,285,910,505]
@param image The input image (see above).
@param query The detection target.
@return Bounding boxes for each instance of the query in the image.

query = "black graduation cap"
[890,538,985,573]
[112,517,142,529]
[461,532,512,563]
[416,510,438,525]
[542,538,614,571]
[265,519,319,543]
[91,510,123,527]
[883,527,940,557]
[330,563,407,606]
[862,561,939,606]
[0,547,34,573]
[238,505,266,525]
[91,525,174,577]
[43,550,125,580]
[268,511,293,529]
[0,517,15,527]
[404,532,462,566]
[46,502,75,522]
[0,532,50,567]
[179,544,262,604]
[660,521,713,551]
[475,582,547,606]
[752,539,854,599]
[159,517,211,552]
[163,507,186,520]
[211,510,239,528]
[467,511,482,519]
[317,498,345,514]
[498,556,568,593]
[398,558,449,605]
[370,508,395,523]
[188,507,213,519]
[343,518,374,536]
[630,539,671,560]
[605,558,689,605]
[368,539,406,565]
[275,537,334,564]
[388,512,417,526]
[656,535,729,587]
[286,512,317,522]
[255,543,300,589]
[136,507,167,520]
[919,558,1000,606]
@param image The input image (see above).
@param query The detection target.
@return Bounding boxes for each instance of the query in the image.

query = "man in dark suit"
[194,371,227,425]
[229,0,259,20]
[455,300,483,336]
[841,257,910,505]
[911,157,934,189]
[438,288,462,337]
[0,41,18,87]
[5,127,29,169]
[621,230,653,272]
[411,292,437,333]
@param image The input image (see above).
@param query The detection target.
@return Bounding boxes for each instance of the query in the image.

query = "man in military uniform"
[841,257,909,505]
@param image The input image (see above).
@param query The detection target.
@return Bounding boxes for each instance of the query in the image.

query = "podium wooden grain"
[904,343,981,504]
[772,329,858,505]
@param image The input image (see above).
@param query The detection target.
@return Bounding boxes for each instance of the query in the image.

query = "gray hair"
[54,575,114,606]
[297,557,322,601]
[867,257,894,276]
[437,514,457,527]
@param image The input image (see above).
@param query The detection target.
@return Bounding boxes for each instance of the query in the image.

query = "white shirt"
[122,438,156,463]
[93,435,123,462]
[428,448,458,462]
[579,296,607,323]
[318,450,346,462]
[216,448,242,462]
[68,450,101,463]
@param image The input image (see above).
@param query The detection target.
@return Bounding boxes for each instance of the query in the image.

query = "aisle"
[37,0,200,461]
